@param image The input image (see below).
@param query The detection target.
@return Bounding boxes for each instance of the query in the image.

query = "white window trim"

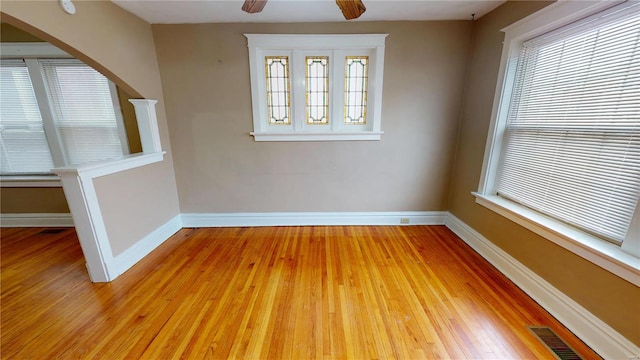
[245,34,387,141]
[0,42,71,58]
[0,175,61,187]
[476,0,640,285]
[474,193,640,286]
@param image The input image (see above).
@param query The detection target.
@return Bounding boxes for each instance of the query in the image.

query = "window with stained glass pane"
[265,56,291,125]
[246,34,386,141]
[344,56,368,125]
[305,56,329,125]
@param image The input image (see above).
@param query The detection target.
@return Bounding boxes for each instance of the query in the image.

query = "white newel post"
[129,99,162,153]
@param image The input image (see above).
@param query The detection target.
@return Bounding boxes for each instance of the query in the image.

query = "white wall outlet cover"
[59,0,76,14]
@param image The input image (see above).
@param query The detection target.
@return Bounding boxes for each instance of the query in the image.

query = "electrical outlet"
[400,217,410,224]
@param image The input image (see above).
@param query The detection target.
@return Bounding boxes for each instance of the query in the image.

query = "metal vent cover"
[528,326,584,360]
[37,228,67,235]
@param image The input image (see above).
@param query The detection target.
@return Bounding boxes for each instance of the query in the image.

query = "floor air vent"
[37,228,67,235]
[528,326,583,360]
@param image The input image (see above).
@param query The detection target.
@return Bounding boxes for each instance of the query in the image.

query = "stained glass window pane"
[344,56,368,124]
[265,56,291,125]
[305,56,329,125]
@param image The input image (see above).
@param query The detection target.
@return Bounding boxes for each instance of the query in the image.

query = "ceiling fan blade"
[336,0,366,20]
[242,0,267,14]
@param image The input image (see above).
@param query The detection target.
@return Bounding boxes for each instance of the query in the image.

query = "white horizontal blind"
[40,59,124,165]
[496,3,640,243]
[0,59,55,174]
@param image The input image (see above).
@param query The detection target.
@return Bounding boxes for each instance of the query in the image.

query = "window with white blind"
[497,3,640,244]
[0,60,55,174]
[246,34,387,141]
[0,56,128,177]
[477,1,640,277]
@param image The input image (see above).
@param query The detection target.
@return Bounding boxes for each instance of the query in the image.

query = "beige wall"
[116,86,143,154]
[153,21,472,212]
[0,187,69,213]
[92,162,175,255]
[1,22,42,42]
[1,1,180,255]
[448,1,640,346]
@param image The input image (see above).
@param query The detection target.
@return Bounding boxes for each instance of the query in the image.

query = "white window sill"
[250,131,383,142]
[0,176,62,187]
[473,193,640,286]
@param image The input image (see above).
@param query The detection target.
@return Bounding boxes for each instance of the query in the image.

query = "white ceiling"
[111,0,505,24]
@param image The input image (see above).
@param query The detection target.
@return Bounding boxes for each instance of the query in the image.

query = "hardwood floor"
[1,226,599,359]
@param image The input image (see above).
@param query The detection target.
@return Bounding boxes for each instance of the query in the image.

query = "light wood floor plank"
[1,226,601,359]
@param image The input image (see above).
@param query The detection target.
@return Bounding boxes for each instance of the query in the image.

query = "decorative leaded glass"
[265,56,291,125]
[344,56,368,124]
[305,56,329,125]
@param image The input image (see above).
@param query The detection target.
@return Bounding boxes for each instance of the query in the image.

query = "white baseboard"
[445,214,640,360]
[112,215,182,278]
[0,213,74,227]
[181,211,448,228]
